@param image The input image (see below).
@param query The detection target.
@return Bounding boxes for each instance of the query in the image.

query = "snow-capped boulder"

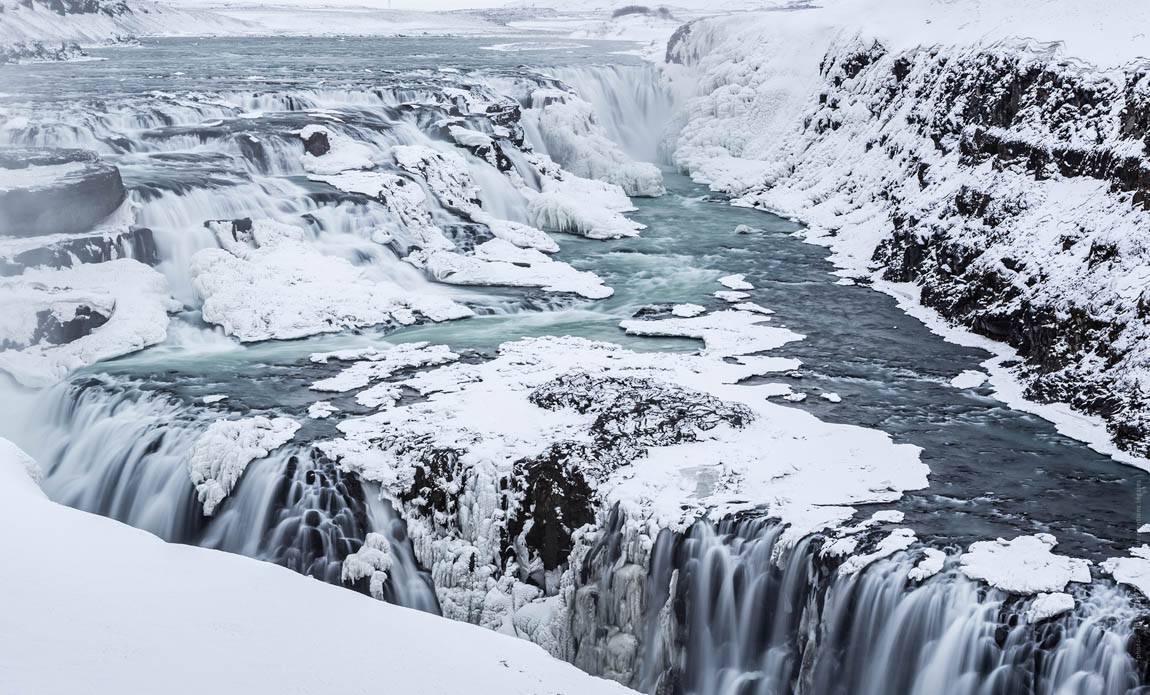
[0,259,173,387]
[960,534,1092,594]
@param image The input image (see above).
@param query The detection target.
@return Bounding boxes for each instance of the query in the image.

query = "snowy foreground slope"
[0,438,631,695]
[666,0,1150,460]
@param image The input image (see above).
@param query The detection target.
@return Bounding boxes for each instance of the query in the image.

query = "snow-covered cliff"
[667,0,1150,460]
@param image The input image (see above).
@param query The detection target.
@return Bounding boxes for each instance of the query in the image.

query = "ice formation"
[186,416,301,515]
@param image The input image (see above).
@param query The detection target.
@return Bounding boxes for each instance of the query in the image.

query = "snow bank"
[310,341,458,393]
[204,5,507,38]
[959,534,1092,594]
[0,438,633,695]
[0,259,173,387]
[414,243,613,300]
[186,416,300,515]
[619,309,804,358]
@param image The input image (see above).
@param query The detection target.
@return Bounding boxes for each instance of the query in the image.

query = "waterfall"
[0,378,439,612]
[3,50,1146,695]
[0,82,532,308]
[605,516,1143,695]
[549,64,678,164]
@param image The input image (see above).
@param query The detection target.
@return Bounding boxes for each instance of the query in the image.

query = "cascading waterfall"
[3,49,1147,695]
[0,81,537,308]
[576,515,1144,695]
[3,379,438,610]
[548,64,677,163]
[545,65,1146,695]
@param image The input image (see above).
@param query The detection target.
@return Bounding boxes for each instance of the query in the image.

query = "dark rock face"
[665,20,696,65]
[501,373,755,570]
[0,41,85,64]
[508,443,596,571]
[0,226,158,276]
[528,372,754,481]
[35,305,111,345]
[0,148,127,237]
[1128,615,1150,683]
[808,41,1150,456]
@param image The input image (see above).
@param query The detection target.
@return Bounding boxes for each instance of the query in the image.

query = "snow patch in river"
[960,534,1092,595]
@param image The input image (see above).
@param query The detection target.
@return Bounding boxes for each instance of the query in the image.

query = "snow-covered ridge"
[667,0,1150,460]
[0,0,253,52]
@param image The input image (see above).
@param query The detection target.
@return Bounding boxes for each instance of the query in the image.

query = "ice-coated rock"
[0,148,125,237]
[186,416,300,516]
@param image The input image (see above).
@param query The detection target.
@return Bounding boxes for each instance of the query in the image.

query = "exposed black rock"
[0,226,158,276]
[1,304,112,351]
[809,41,1150,456]
[301,129,331,157]
[508,443,596,571]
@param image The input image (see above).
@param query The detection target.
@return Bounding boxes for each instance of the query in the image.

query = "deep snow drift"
[666,0,1150,461]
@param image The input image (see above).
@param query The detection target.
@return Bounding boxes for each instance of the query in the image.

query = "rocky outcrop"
[0,148,126,237]
[0,40,84,63]
[0,226,157,276]
[839,46,1150,456]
